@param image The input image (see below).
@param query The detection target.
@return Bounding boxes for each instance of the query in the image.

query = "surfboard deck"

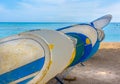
[21,29,75,84]
[0,34,51,84]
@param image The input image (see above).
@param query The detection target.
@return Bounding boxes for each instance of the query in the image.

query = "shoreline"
[100,42,120,49]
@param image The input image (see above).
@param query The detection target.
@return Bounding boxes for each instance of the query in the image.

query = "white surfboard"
[90,14,112,41]
[0,34,51,84]
[21,29,75,84]
[58,25,98,47]
[91,14,112,29]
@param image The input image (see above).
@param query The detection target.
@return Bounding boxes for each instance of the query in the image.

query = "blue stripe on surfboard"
[56,25,73,31]
[90,22,95,28]
[80,44,92,62]
[56,23,97,31]
[17,77,34,84]
[56,24,90,31]
[77,34,92,62]
[66,32,84,66]
[0,57,45,84]
[65,32,92,63]
[78,23,90,26]
[84,41,100,61]
[56,24,89,31]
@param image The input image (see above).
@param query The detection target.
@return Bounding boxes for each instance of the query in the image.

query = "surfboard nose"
[106,14,112,20]
[91,14,112,29]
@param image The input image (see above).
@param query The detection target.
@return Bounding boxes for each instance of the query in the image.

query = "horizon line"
[0,22,119,23]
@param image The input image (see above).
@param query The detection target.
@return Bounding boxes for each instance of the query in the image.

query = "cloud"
[21,0,66,5]
[0,0,120,22]
[40,0,66,4]
[95,2,120,22]
[0,5,5,12]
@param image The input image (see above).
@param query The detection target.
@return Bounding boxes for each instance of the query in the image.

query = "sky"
[0,0,120,22]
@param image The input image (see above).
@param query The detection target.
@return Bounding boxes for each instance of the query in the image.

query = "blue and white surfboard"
[57,23,97,64]
[0,34,51,84]
[85,14,112,61]
[57,14,112,64]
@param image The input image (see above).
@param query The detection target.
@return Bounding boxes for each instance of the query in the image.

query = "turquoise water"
[103,23,120,42]
[0,22,120,42]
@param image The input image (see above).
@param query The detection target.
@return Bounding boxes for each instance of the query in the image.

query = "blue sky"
[0,0,120,22]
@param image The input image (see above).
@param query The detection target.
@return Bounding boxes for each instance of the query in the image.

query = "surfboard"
[84,14,112,61]
[57,24,97,63]
[57,24,97,47]
[0,34,51,84]
[57,14,112,62]
[65,33,84,66]
[21,29,75,84]
[90,14,112,29]
[66,32,92,63]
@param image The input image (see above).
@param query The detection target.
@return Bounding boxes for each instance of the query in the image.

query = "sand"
[47,42,120,84]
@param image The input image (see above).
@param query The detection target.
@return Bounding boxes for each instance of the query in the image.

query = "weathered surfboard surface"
[0,34,51,84]
[21,30,75,84]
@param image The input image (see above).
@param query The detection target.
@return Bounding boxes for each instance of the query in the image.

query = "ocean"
[0,22,120,42]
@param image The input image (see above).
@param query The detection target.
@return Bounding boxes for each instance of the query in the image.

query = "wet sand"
[48,42,120,84]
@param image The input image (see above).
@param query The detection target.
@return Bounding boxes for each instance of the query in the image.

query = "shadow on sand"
[48,48,120,84]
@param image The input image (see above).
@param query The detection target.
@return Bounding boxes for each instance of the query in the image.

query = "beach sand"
[47,42,120,84]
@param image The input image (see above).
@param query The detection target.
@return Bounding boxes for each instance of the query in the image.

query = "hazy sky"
[0,0,120,22]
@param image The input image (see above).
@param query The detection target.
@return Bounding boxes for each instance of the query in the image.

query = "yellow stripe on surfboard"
[49,44,54,50]
[66,48,76,68]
